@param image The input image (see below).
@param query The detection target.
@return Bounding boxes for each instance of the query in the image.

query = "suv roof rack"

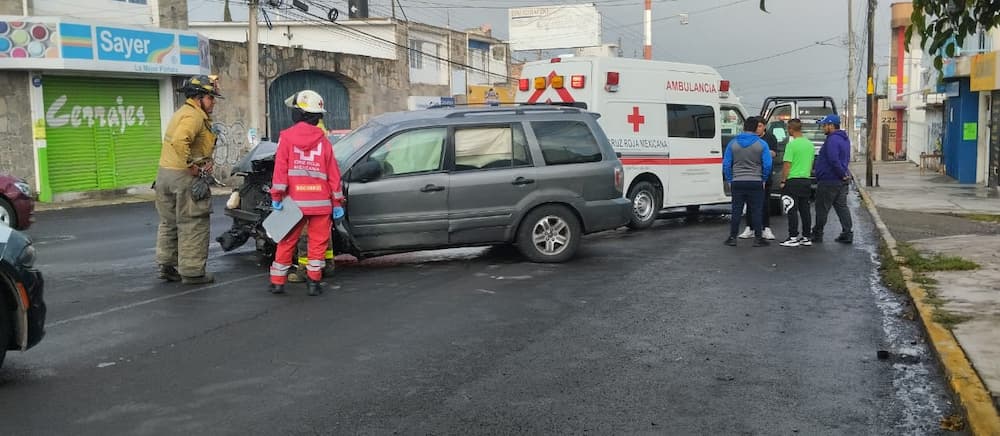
[443,105,585,118]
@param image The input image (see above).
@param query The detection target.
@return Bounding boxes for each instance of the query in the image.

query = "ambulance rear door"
[516,58,595,109]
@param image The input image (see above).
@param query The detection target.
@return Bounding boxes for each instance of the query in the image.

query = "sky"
[189,0,899,114]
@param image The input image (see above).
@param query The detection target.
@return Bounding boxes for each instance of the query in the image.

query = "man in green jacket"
[778,119,816,247]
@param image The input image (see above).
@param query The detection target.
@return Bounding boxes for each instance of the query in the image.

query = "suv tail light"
[614,166,624,194]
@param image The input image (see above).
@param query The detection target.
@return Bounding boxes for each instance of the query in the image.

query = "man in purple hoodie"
[811,114,853,244]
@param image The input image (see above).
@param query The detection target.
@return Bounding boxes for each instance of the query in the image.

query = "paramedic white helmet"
[284,90,327,113]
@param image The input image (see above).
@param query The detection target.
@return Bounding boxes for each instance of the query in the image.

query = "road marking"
[46,274,260,328]
[474,289,495,294]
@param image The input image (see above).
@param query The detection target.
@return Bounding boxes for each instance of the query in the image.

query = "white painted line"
[474,289,496,294]
[46,274,261,328]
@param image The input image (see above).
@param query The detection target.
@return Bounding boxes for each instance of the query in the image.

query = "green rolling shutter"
[43,76,162,194]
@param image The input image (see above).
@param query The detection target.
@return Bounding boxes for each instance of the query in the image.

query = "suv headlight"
[18,244,36,268]
[14,181,32,197]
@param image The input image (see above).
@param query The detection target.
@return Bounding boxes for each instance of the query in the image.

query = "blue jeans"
[730,181,765,238]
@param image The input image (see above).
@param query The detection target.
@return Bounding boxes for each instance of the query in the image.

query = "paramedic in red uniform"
[268,90,345,296]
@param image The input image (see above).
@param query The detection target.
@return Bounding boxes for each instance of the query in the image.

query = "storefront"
[941,55,980,184]
[0,17,211,201]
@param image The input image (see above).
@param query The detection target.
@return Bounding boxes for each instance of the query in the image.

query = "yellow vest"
[159,99,217,170]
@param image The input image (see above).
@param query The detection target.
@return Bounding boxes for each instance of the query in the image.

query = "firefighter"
[156,74,222,285]
[268,90,345,296]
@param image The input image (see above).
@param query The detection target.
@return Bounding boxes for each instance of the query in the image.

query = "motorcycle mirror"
[350,160,382,183]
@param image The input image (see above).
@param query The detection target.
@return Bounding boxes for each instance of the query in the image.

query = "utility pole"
[391,0,396,20]
[643,0,652,59]
[847,0,856,150]
[248,0,261,145]
[865,0,876,187]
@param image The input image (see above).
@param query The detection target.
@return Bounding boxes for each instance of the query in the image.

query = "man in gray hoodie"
[723,116,773,247]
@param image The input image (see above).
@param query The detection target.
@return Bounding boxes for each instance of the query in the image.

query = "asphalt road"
[2,194,962,435]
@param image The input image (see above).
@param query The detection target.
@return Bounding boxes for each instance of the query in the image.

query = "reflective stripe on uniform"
[288,169,328,180]
[306,259,325,272]
[297,256,309,267]
[333,192,345,201]
[269,262,291,276]
[324,250,334,260]
[272,183,288,191]
[296,199,332,208]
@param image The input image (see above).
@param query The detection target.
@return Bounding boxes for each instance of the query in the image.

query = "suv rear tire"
[627,181,660,230]
[516,205,581,263]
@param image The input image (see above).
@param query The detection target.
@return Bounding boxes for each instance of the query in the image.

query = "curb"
[855,180,1000,435]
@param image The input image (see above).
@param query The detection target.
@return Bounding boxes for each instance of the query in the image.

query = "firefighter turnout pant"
[155,167,213,278]
[270,214,333,285]
[297,227,334,271]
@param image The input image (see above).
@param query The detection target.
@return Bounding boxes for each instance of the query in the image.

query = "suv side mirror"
[350,160,382,183]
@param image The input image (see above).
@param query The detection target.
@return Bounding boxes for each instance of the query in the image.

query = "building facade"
[0,0,210,202]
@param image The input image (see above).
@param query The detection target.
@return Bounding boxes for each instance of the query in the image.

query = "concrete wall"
[0,71,35,184]
[208,40,449,184]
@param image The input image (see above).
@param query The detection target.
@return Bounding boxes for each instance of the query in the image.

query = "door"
[42,76,162,196]
[345,127,449,251]
[447,123,537,244]
[268,70,350,137]
[665,103,725,205]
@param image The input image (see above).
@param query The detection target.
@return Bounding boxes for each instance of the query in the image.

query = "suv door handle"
[420,184,446,192]
[710,150,721,154]
[512,177,535,186]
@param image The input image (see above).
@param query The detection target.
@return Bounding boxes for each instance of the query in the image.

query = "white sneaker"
[738,226,753,239]
[762,227,776,240]
[780,237,801,247]
[799,237,813,246]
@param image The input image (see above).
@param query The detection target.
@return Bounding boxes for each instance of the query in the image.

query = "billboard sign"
[0,16,211,75]
[508,4,601,52]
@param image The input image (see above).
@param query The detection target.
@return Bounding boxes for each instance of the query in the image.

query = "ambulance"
[516,56,749,229]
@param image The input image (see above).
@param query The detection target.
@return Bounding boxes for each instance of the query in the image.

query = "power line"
[715,36,840,69]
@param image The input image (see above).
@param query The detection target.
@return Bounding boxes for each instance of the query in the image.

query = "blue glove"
[332,206,345,220]
[271,200,283,211]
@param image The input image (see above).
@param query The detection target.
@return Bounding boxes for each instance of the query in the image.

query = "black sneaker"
[724,236,737,246]
[753,238,770,247]
[835,233,854,244]
[268,283,285,295]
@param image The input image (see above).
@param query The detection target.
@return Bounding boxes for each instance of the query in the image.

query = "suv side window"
[368,127,446,177]
[453,124,531,171]
[667,104,715,138]
[531,120,602,165]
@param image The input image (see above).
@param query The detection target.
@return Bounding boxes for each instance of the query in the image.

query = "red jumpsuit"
[269,122,344,285]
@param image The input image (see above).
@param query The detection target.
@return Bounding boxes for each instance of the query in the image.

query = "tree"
[757,0,1000,72]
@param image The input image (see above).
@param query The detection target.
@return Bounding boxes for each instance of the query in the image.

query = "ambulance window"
[667,104,715,139]
[531,121,603,165]
[453,124,531,171]
[719,107,745,136]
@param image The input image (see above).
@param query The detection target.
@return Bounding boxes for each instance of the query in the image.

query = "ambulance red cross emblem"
[627,106,645,132]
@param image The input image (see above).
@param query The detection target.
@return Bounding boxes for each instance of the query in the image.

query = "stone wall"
[208,40,450,184]
[157,0,189,30]
[0,71,35,185]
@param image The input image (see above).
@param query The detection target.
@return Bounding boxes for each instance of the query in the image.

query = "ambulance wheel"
[627,181,660,230]
[516,205,581,263]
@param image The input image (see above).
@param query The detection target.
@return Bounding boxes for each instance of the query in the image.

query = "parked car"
[330,105,631,262]
[0,173,35,230]
[0,224,45,368]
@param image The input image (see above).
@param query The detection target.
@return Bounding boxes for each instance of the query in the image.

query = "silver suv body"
[331,106,631,262]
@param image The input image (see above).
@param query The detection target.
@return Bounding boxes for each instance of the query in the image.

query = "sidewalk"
[34,186,231,212]
[853,160,1000,435]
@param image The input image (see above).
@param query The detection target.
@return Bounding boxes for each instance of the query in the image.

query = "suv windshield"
[333,122,381,167]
